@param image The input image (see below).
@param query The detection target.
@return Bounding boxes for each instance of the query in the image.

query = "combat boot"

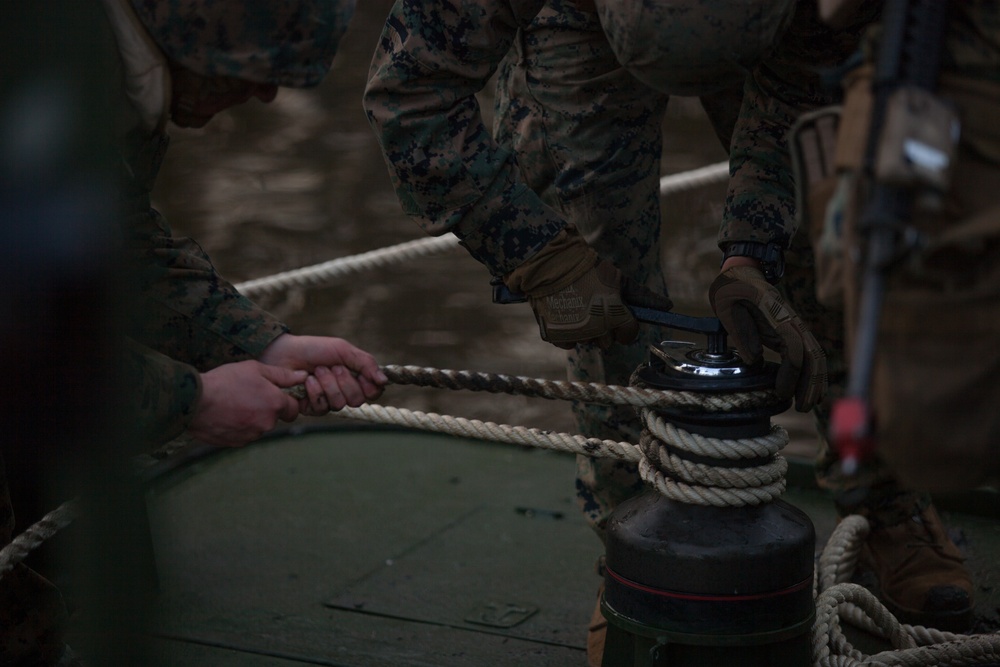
[858,502,974,632]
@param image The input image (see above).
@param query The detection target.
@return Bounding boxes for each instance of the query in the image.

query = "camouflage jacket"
[365,0,998,272]
[719,0,878,251]
[106,0,362,448]
[719,0,1000,252]
[117,94,286,449]
[362,0,872,275]
[364,0,568,277]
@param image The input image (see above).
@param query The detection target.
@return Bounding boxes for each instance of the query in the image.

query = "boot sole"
[882,597,974,634]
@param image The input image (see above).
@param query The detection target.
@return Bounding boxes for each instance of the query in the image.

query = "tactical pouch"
[856,74,1000,491]
[874,86,960,193]
[789,105,844,308]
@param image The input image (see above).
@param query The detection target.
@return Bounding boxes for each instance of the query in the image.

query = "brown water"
[151,0,737,436]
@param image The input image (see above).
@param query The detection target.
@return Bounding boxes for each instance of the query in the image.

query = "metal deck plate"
[133,426,999,666]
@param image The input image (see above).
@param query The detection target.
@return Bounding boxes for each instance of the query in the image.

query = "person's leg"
[494,0,669,541]
[493,6,671,663]
[784,224,974,633]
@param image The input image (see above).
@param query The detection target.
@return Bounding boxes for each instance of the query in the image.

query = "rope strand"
[0,499,80,577]
[383,364,778,412]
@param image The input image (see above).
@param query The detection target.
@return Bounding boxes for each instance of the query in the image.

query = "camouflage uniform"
[120,0,356,446]
[493,0,672,534]
[721,0,1000,509]
[118,130,289,449]
[366,0,744,537]
[716,1,905,518]
[718,0,998,628]
[0,1,355,663]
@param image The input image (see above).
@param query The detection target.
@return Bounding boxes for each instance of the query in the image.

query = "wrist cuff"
[722,241,785,283]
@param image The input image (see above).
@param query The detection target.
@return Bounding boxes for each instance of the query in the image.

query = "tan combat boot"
[586,581,607,667]
[859,502,974,632]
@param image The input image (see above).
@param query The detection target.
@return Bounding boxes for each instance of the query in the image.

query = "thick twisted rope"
[336,404,640,461]
[659,161,729,196]
[813,516,1000,666]
[0,498,80,578]
[383,365,777,412]
[338,369,787,508]
[235,235,461,298]
[231,161,728,300]
[627,368,790,507]
[136,364,765,473]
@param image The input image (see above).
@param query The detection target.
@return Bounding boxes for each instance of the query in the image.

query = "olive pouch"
[789,105,844,308]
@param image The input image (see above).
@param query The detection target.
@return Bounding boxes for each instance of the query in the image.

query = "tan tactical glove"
[709,265,827,412]
[503,227,639,350]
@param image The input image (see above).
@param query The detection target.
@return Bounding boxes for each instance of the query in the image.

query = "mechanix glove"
[503,227,639,350]
[709,265,827,412]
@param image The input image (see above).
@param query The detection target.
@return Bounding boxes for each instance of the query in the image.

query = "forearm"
[363,0,565,276]
[125,208,288,369]
[719,0,875,252]
[122,339,202,448]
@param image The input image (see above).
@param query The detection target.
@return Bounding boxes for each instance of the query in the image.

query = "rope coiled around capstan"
[626,368,791,507]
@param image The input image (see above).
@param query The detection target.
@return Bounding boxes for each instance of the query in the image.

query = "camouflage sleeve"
[363,0,569,276]
[122,338,201,448]
[719,1,876,250]
[125,205,288,371]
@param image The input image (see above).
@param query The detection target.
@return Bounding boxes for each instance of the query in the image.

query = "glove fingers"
[775,318,827,412]
[528,259,637,349]
[773,320,805,404]
[794,325,828,412]
[719,303,764,366]
[711,266,828,412]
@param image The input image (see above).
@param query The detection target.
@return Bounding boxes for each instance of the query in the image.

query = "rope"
[234,234,461,298]
[348,367,789,509]
[336,404,640,461]
[623,366,791,507]
[636,417,788,506]
[231,161,728,300]
[0,498,80,578]
[131,362,774,480]
[813,516,1000,666]
[659,161,729,197]
[382,364,778,412]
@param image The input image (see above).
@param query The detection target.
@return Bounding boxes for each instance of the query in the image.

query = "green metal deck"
[102,424,1000,666]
